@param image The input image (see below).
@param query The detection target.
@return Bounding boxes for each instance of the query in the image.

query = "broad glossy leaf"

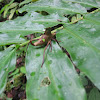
[56,12,100,89]
[63,0,100,8]
[80,72,88,86]
[0,48,16,94]
[0,0,100,99]
[0,12,67,36]
[0,0,88,36]
[25,43,86,100]
[88,87,100,100]
[0,33,25,46]
[19,0,87,15]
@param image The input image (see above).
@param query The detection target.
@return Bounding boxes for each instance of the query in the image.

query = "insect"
[29,25,73,68]
[29,27,58,68]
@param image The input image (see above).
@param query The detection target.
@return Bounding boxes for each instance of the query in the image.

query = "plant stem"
[19,40,30,47]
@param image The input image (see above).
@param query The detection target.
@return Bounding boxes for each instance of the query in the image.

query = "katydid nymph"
[30,27,60,68]
[29,25,73,68]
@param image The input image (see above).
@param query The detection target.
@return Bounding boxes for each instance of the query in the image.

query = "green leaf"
[0,48,16,94]
[0,0,3,2]
[62,0,100,8]
[19,0,87,15]
[25,43,87,100]
[70,14,83,23]
[20,66,26,74]
[71,16,77,23]
[0,0,88,36]
[0,0,15,14]
[88,87,100,100]
[0,33,26,46]
[0,11,67,36]
[19,0,32,7]
[9,68,19,77]
[8,2,18,9]
[9,7,17,20]
[80,72,88,86]
[3,2,18,18]
[0,0,100,99]
[56,12,100,89]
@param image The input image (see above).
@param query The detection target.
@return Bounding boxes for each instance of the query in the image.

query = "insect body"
[29,25,74,68]
[33,32,56,46]
[30,28,56,46]
[30,28,56,67]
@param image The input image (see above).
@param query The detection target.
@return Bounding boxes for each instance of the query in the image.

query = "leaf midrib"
[28,6,86,14]
[64,27,100,53]
[46,60,62,100]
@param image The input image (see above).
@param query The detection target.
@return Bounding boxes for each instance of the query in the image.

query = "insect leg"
[30,37,39,46]
[52,38,72,60]
[30,40,35,46]
[41,40,51,68]
[49,41,52,52]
